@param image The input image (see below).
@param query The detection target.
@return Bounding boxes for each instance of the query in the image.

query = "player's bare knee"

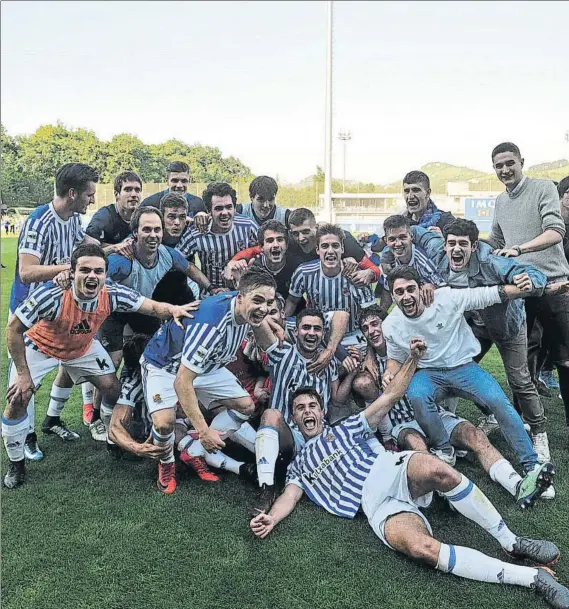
[261,408,283,428]
[96,376,120,404]
[454,422,480,451]
[429,460,461,491]
[352,373,379,401]
[234,397,255,416]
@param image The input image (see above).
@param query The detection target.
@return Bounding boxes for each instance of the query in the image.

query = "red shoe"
[157,461,177,494]
[82,403,94,426]
[180,452,219,482]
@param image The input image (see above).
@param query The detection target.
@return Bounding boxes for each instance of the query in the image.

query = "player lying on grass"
[3,244,198,489]
[138,266,276,493]
[249,306,363,514]
[250,347,569,609]
[357,305,553,507]
[381,265,559,502]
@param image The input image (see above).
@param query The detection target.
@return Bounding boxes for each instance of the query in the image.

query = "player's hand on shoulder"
[211,287,229,295]
[420,283,436,306]
[250,511,275,539]
[171,301,200,326]
[349,269,375,287]
[114,237,134,259]
[307,347,334,375]
[427,225,442,236]
[494,247,518,258]
[53,268,72,290]
[545,280,569,296]
[342,257,358,278]
[193,212,211,233]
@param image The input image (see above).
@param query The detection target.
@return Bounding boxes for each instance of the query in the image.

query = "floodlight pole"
[338,130,352,193]
[323,0,333,223]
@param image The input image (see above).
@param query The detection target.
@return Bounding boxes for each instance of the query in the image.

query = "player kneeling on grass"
[357,305,553,508]
[3,244,198,489]
[250,344,569,609]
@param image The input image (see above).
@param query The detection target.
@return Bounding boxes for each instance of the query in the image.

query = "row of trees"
[0,123,254,206]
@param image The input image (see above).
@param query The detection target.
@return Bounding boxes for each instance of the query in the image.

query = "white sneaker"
[430,447,456,466]
[89,419,107,442]
[455,449,468,459]
[531,431,551,464]
[540,485,556,500]
[477,414,499,436]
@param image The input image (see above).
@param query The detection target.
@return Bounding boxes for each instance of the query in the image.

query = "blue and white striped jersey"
[117,368,151,437]
[266,341,339,425]
[178,215,258,288]
[375,354,415,427]
[107,245,188,298]
[142,293,249,376]
[286,413,379,518]
[10,202,86,311]
[289,260,376,334]
[384,244,446,288]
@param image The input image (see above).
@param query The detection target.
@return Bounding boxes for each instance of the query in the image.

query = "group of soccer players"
[4,147,569,608]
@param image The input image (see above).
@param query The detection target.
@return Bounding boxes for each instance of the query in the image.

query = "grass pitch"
[1,236,568,609]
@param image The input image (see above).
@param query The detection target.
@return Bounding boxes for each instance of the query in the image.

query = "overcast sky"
[2,1,568,184]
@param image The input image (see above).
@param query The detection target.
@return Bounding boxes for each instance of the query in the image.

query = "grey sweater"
[489,177,569,280]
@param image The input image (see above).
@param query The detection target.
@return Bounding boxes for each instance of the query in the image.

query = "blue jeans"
[407,362,537,472]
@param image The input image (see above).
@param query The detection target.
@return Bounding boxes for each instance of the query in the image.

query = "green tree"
[103,133,152,182]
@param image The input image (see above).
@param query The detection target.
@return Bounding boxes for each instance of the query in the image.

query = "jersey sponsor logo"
[24,296,37,310]
[26,230,38,243]
[70,320,92,335]
[191,346,210,365]
[96,357,110,371]
[304,447,344,485]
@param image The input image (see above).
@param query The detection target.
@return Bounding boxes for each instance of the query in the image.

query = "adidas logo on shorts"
[70,319,92,335]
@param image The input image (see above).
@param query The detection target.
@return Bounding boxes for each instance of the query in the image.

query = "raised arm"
[364,340,425,429]
[250,318,279,352]
[18,253,70,285]
[250,483,304,538]
[137,298,200,327]
[232,245,262,262]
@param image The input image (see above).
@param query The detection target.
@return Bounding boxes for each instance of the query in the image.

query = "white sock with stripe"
[442,474,517,551]
[46,385,72,418]
[229,422,256,453]
[27,397,36,433]
[255,425,280,487]
[489,458,523,497]
[152,426,175,464]
[188,409,249,457]
[81,382,94,405]
[204,450,243,475]
[436,543,537,586]
[2,414,29,462]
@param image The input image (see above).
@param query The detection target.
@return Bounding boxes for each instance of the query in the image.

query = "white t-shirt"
[382,286,501,369]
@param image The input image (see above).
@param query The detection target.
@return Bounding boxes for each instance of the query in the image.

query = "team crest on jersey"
[342,286,350,296]
[325,432,335,443]
[153,394,162,403]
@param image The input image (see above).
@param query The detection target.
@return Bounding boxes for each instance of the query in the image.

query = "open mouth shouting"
[84,278,100,296]
[401,298,417,316]
[249,310,267,326]
[146,239,159,250]
[270,247,283,262]
[302,414,318,432]
[450,251,465,270]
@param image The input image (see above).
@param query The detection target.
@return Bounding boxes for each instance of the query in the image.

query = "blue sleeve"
[410,226,445,265]
[166,247,189,272]
[107,254,132,282]
[486,250,547,291]
[86,208,109,240]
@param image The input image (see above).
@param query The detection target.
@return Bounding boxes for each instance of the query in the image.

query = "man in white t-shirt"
[381,265,560,491]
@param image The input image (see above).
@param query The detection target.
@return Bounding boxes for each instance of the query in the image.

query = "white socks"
[437,544,537,587]
[27,397,36,433]
[2,414,29,461]
[255,425,280,486]
[229,422,256,453]
[188,409,249,458]
[46,385,72,418]
[152,426,175,464]
[442,474,517,551]
[489,458,523,497]
[178,435,243,475]
[82,382,94,405]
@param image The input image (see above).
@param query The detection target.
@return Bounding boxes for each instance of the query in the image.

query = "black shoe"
[3,460,26,488]
[536,379,552,398]
[24,432,44,461]
[508,537,560,566]
[532,568,569,609]
[41,418,80,441]
[251,483,276,517]
[239,463,258,484]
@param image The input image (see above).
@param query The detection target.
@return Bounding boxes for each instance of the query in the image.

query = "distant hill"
[293,160,569,193]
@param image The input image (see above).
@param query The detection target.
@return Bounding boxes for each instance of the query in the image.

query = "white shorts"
[9,340,116,388]
[361,450,433,550]
[391,411,466,444]
[141,360,250,416]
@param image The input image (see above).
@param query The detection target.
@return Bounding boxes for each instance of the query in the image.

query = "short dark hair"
[290,386,323,413]
[383,214,411,234]
[130,206,164,235]
[238,266,277,295]
[202,182,237,211]
[249,176,278,201]
[167,161,190,175]
[122,334,152,372]
[113,171,142,196]
[55,163,99,197]
[387,265,422,293]
[443,218,479,244]
[288,208,315,227]
[316,223,344,245]
[71,243,107,271]
[258,219,287,245]
[557,176,569,198]
[403,170,430,190]
[491,142,522,162]
[296,307,325,327]
[160,192,188,214]
[359,304,384,330]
